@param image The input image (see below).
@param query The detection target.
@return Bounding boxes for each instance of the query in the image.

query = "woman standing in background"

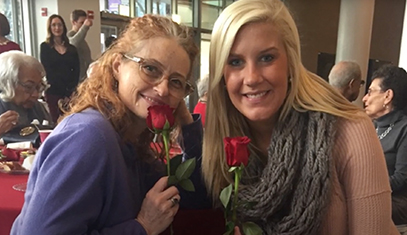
[40,14,79,123]
[0,13,21,54]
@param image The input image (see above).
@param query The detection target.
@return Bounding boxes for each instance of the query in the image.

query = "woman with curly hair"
[12,14,207,235]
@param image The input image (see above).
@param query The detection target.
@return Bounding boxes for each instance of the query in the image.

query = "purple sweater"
[11,109,208,234]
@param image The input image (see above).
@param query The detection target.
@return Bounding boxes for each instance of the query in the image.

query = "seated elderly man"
[0,51,52,137]
[328,61,364,102]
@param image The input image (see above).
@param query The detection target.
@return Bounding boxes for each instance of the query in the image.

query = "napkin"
[0,147,21,161]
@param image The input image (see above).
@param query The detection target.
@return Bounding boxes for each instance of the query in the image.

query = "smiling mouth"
[245,91,268,99]
[141,94,166,105]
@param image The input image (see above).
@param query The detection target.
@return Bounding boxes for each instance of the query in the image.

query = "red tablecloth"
[160,208,225,235]
[0,173,225,235]
[0,173,27,235]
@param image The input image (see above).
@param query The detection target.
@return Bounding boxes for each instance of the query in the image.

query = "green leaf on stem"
[167,175,179,187]
[223,221,235,235]
[228,166,237,172]
[220,184,233,209]
[169,154,183,175]
[175,158,196,180]
[242,222,262,235]
[178,179,195,191]
[163,120,170,130]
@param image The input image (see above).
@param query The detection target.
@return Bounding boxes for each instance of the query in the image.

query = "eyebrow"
[19,80,36,85]
[229,46,279,57]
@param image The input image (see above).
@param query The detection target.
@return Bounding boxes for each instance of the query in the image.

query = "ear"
[112,53,122,81]
[384,89,394,104]
[348,79,356,89]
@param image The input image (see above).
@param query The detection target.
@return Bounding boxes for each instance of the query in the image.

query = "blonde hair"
[202,0,362,201]
[62,14,198,153]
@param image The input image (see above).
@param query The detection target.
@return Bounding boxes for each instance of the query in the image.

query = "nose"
[154,78,170,97]
[362,93,368,103]
[243,62,262,86]
[30,89,40,99]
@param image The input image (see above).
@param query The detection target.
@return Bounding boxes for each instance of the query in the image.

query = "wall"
[285,0,405,74]
[400,0,407,69]
[285,0,341,72]
[58,0,102,59]
[370,0,406,65]
[178,4,192,26]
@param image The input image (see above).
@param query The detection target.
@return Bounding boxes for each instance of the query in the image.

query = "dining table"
[0,173,28,235]
[0,172,226,235]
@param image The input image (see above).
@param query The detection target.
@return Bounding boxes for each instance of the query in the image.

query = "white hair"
[196,74,209,98]
[328,61,361,88]
[0,51,46,101]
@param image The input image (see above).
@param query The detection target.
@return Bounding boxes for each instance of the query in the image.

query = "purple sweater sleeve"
[11,110,148,235]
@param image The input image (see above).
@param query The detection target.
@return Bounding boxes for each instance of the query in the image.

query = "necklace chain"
[376,123,394,140]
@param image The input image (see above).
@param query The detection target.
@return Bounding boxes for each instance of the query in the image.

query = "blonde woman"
[202,0,399,234]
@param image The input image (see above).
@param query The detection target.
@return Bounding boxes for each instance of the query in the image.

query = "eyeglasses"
[18,81,48,94]
[123,54,194,98]
[366,88,384,96]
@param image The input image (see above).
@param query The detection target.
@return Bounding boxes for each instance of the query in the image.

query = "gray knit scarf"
[238,110,337,235]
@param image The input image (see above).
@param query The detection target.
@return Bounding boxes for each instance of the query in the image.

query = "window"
[135,0,146,17]
[0,0,24,50]
[177,0,192,27]
[152,0,171,16]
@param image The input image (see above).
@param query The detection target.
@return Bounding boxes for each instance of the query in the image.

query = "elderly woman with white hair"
[0,51,52,137]
[193,74,209,126]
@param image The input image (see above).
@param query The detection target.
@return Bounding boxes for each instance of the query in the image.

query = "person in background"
[193,74,208,126]
[11,14,209,235]
[68,9,93,82]
[105,35,117,50]
[40,14,79,123]
[0,51,51,137]
[362,64,407,230]
[202,0,399,234]
[0,13,21,54]
[329,60,364,102]
[86,60,99,78]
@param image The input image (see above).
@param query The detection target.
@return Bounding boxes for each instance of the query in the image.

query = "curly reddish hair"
[62,15,198,154]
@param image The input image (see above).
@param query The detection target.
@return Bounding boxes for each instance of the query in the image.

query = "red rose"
[147,105,175,131]
[223,136,251,167]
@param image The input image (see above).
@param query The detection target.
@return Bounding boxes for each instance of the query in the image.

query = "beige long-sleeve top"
[320,112,400,234]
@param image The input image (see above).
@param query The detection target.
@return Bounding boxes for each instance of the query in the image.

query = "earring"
[383,104,387,109]
[113,80,118,92]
